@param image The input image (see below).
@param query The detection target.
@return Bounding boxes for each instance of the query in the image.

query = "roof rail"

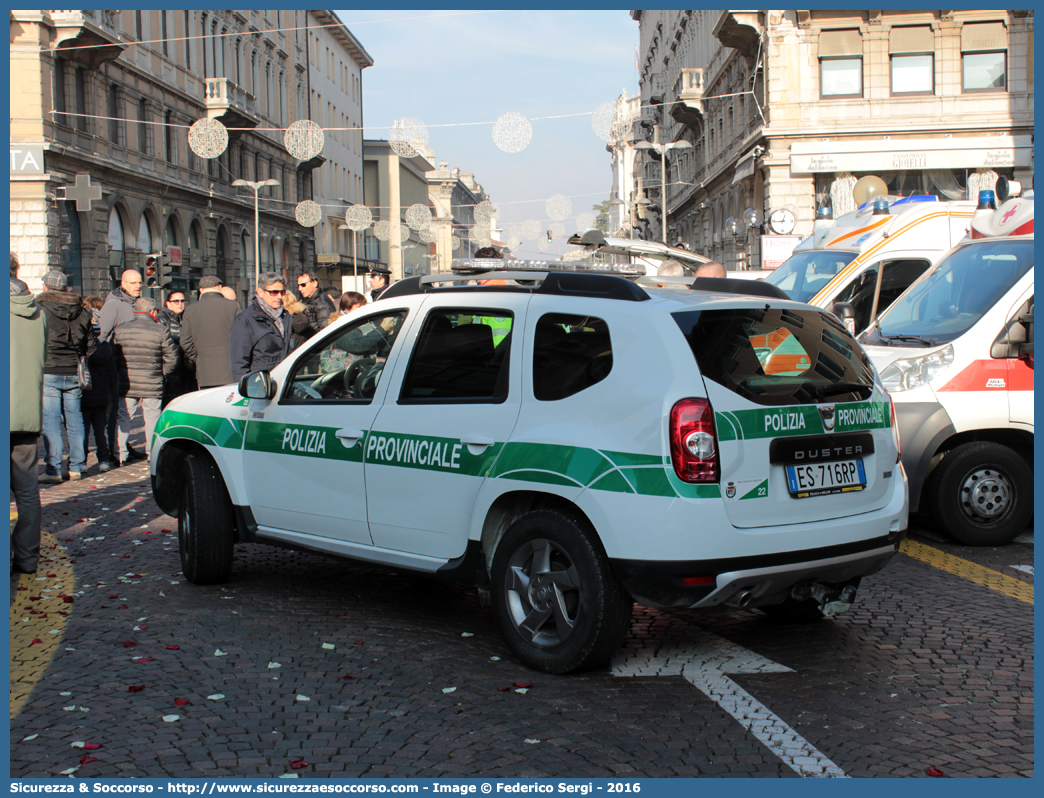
[378,270,650,302]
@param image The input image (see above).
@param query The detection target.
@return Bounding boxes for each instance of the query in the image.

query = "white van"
[765,196,975,333]
[859,189,1033,545]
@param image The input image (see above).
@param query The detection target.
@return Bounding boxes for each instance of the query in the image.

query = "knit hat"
[199,275,222,289]
[43,270,68,290]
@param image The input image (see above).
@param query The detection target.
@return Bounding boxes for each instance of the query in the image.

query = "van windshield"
[764,251,857,303]
[863,240,1034,346]
[673,307,875,407]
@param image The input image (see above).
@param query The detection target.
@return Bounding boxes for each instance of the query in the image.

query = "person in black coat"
[294,270,337,339]
[158,289,197,405]
[80,335,119,472]
[36,270,97,482]
[229,272,294,381]
[180,276,239,390]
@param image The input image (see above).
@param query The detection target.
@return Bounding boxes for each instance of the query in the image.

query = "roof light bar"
[450,258,645,277]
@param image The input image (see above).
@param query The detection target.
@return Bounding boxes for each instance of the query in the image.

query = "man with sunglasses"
[229,271,295,381]
[295,270,336,340]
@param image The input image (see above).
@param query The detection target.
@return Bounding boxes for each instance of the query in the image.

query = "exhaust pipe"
[733,588,754,608]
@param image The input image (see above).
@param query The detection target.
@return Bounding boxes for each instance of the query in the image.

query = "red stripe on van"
[937,359,1034,392]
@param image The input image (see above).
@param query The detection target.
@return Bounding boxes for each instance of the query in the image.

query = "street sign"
[167,246,183,266]
[317,253,340,263]
[760,235,802,269]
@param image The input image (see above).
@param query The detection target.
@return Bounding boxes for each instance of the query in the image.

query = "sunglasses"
[297,281,312,288]
[264,289,286,296]
[168,299,186,304]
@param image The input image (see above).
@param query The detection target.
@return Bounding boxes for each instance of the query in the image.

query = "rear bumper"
[611,528,904,609]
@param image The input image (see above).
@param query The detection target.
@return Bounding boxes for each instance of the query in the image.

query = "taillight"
[889,398,901,463]
[669,398,720,483]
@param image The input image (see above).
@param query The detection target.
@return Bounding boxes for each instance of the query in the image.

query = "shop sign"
[10,145,44,175]
[760,235,802,269]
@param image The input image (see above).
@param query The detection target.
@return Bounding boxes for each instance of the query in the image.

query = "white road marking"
[1009,565,1033,576]
[613,631,848,778]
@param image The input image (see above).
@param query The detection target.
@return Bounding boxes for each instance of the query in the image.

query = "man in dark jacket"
[295,270,336,339]
[111,297,178,465]
[99,269,145,462]
[229,271,294,380]
[81,335,119,473]
[11,261,47,574]
[36,270,97,482]
[180,276,239,389]
[368,266,392,302]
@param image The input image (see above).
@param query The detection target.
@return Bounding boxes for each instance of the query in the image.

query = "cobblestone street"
[10,426,1033,779]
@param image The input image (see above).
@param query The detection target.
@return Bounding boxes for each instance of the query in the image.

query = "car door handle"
[335,429,364,447]
[460,435,495,453]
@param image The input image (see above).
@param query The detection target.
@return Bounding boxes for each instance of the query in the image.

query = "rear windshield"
[673,308,875,407]
[864,239,1034,346]
[765,251,857,303]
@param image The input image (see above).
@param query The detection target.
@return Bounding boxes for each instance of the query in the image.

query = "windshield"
[673,307,875,407]
[764,250,857,303]
[866,240,1034,345]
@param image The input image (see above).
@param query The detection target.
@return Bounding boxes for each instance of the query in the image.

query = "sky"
[332,9,640,258]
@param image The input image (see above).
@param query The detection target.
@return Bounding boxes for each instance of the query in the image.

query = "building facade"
[427,161,496,273]
[630,9,1034,268]
[10,10,318,303]
[305,10,373,291]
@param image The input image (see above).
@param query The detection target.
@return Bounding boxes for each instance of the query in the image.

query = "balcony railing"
[677,68,705,101]
[203,78,257,126]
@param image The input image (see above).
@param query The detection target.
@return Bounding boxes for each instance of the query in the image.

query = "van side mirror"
[832,301,856,335]
[991,303,1034,360]
[1018,306,1033,360]
[239,370,276,400]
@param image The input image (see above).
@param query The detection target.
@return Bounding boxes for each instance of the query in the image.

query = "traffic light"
[143,252,168,291]
[546,229,553,243]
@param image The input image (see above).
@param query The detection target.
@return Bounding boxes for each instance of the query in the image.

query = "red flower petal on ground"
[82,743,102,750]
[30,638,43,645]
[29,597,41,601]
[129,575,143,579]
[134,658,155,664]
[57,611,68,616]
[513,683,534,688]
[46,573,57,577]
[497,686,511,692]
[174,699,189,706]
[353,641,364,646]
[289,761,308,770]
[80,756,99,765]
[82,613,92,617]
[63,596,74,603]
[117,605,128,609]
[120,556,130,559]
[16,587,27,592]
[161,529,171,533]
[120,641,137,648]
[107,595,120,599]
[164,646,180,650]
[926,767,945,778]
[342,674,356,680]
[29,610,40,615]
[127,686,145,692]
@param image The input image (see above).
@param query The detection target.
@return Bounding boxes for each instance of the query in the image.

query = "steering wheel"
[357,362,385,399]
[344,357,377,398]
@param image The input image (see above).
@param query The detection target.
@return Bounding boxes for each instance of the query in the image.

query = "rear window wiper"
[882,334,935,346]
[816,382,873,399]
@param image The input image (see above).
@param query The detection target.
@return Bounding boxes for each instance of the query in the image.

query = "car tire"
[178,453,234,584]
[761,597,825,623]
[926,442,1032,546]
[491,509,632,674]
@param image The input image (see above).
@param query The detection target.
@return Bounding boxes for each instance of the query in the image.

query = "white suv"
[150,263,908,674]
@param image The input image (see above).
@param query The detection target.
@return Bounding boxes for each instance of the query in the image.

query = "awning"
[732,150,758,184]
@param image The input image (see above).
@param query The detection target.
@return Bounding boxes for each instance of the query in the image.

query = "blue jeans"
[42,374,86,475]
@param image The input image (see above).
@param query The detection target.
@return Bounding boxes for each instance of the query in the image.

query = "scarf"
[254,294,286,337]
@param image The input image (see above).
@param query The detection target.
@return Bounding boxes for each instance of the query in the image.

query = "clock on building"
[768,208,797,235]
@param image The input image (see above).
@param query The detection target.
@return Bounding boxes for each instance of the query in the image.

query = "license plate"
[785,459,866,498]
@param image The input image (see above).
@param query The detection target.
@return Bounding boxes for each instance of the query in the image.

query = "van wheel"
[927,442,1032,546]
[178,454,234,584]
[491,510,632,674]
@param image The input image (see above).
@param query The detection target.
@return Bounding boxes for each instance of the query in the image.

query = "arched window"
[241,231,253,280]
[108,207,126,282]
[60,204,83,292]
[138,215,154,255]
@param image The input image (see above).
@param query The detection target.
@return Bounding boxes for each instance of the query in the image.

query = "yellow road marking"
[900,538,1033,605]
[10,516,75,720]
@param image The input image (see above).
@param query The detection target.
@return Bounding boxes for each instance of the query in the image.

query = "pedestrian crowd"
[9,250,391,575]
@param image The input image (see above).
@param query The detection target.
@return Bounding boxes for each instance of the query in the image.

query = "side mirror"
[1018,308,1033,360]
[991,304,1034,360]
[832,301,856,335]
[238,370,276,400]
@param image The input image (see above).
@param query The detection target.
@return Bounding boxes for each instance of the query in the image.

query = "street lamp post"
[232,178,280,288]
[634,124,692,245]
